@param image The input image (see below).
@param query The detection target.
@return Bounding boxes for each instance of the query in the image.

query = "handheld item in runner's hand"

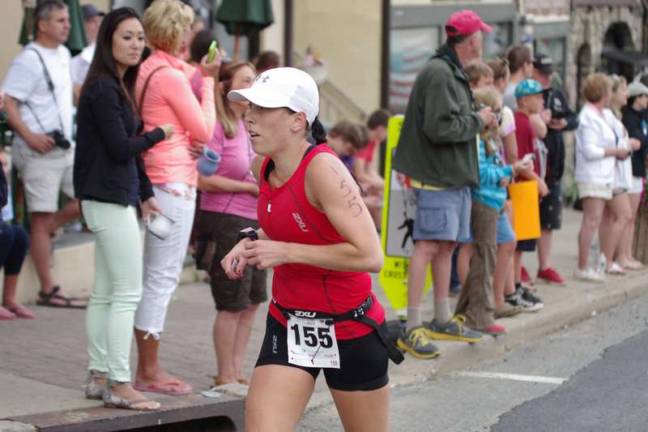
[208,41,218,62]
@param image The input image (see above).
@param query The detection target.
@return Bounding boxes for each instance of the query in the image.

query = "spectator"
[486,56,529,317]
[532,53,579,285]
[510,79,547,310]
[574,73,631,282]
[189,29,218,67]
[503,45,533,110]
[133,0,218,396]
[621,81,648,269]
[75,7,172,411]
[598,75,636,275]
[353,109,391,230]
[180,15,206,62]
[0,150,32,320]
[455,86,532,335]
[254,50,280,74]
[393,10,495,358]
[327,120,369,168]
[71,4,105,97]
[2,0,84,308]
[465,60,494,88]
[195,62,267,388]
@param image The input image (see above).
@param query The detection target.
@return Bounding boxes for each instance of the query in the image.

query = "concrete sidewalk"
[1,209,647,427]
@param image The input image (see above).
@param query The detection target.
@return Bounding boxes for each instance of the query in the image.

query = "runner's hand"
[25,131,55,153]
[242,239,289,270]
[222,239,250,279]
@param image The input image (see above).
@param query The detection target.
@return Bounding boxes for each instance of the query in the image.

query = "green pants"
[82,200,142,382]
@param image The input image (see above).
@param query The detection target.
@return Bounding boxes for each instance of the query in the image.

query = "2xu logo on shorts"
[294,310,317,318]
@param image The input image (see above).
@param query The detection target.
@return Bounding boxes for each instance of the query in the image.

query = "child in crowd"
[354,109,391,230]
[510,79,547,310]
[454,87,532,335]
[326,120,369,171]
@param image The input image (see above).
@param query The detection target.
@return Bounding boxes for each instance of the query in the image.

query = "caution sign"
[378,116,432,316]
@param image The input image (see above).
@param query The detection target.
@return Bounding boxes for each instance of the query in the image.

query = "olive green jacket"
[393,45,484,188]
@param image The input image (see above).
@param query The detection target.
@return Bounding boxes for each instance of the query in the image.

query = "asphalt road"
[298,289,648,431]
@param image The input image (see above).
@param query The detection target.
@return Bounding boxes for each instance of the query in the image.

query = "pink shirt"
[200,120,258,220]
[136,50,216,186]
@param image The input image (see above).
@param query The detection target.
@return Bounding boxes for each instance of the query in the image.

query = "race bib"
[287,315,340,369]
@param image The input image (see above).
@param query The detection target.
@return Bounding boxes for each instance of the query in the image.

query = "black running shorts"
[256,314,389,391]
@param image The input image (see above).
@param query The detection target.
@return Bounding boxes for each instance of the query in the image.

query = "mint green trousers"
[82,200,142,382]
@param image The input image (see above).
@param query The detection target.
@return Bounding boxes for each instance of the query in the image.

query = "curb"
[304,269,648,412]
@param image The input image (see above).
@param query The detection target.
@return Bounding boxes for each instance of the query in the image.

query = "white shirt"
[2,42,74,144]
[71,44,95,86]
[574,104,618,185]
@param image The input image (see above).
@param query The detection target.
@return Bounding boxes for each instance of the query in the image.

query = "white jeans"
[135,185,196,337]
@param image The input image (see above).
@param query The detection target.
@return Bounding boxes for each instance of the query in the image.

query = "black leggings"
[0,222,28,275]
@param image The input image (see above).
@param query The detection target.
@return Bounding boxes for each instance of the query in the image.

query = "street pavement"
[1,209,648,430]
[302,277,648,431]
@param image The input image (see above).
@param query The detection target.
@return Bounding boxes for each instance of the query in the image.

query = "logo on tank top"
[292,212,309,232]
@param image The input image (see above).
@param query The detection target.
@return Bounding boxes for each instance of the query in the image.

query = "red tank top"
[258,145,385,340]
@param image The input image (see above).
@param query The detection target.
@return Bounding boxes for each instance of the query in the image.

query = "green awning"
[216,0,274,37]
[19,0,87,54]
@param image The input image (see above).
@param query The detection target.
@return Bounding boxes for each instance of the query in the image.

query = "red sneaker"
[482,324,506,335]
[521,265,534,285]
[537,267,566,286]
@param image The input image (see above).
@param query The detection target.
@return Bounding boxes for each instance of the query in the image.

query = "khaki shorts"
[577,182,613,201]
[12,143,75,213]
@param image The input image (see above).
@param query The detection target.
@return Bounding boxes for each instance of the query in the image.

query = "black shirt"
[0,163,7,209]
[74,76,165,206]
[542,87,578,185]
[622,105,648,178]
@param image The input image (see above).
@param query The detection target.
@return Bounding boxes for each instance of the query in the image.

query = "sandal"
[0,306,16,321]
[84,370,108,400]
[103,390,160,411]
[36,286,86,309]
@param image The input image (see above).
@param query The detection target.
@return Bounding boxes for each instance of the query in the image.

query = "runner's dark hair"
[311,117,327,144]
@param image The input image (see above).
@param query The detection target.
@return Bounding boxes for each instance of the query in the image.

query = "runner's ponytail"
[310,117,327,144]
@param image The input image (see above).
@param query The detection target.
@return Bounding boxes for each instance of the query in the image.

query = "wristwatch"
[237,227,259,242]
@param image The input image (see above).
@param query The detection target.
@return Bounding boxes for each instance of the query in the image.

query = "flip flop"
[0,306,16,321]
[134,381,192,396]
[36,286,87,309]
[6,304,34,319]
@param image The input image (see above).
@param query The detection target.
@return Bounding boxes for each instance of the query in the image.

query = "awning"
[601,47,648,67]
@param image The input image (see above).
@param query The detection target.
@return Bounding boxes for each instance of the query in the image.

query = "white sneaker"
[574,267,605,283]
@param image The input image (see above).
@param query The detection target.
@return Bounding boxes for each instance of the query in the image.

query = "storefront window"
[388,27,440,113]
[483,23,512,58]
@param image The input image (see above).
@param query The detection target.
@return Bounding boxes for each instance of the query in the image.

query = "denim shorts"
[413,187,471,242]
[496,211,516,245]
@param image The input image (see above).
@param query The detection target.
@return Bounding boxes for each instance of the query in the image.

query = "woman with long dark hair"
[222,67,398,431]
[74,7,172,411]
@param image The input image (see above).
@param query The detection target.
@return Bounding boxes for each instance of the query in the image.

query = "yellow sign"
[378,116,432,316]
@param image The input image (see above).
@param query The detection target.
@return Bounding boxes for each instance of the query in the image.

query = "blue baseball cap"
[515,79,543,98]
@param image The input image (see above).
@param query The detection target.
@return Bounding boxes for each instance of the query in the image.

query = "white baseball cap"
[228,67,320,125]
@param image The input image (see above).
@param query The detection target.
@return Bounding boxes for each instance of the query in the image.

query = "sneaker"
[518,286,544,308]
[425,315,483,343]
[506,291,543,312]
[605,262,626,276]
[396,326,440,360]
[574,267,605,283]
[480,323,506,336]
[521,265,534,285]
[537,267,566,286]
[494,303,524,319]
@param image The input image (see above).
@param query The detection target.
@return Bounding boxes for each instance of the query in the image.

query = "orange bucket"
[508,180,541,241]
